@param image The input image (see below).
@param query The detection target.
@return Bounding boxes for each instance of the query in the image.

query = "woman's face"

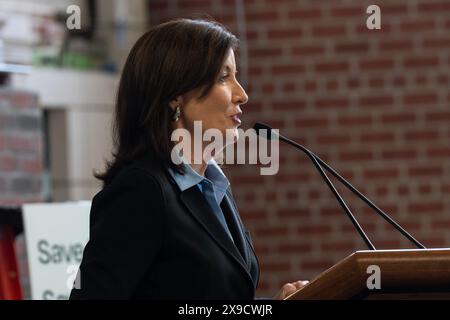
[174,49,248,149]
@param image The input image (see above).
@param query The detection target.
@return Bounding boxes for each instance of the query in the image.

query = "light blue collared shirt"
[168,157,230,207]
[168,155,233,240]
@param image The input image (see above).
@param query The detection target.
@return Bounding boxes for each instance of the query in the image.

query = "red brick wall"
[0,89,43,206]
[148,0,450,297]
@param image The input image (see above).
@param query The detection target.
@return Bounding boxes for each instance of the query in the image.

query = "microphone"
[254,122,426,250]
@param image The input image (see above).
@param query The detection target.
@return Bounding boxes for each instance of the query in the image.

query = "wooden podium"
[286,249,450,300]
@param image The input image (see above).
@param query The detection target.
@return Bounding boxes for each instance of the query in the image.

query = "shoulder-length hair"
[95,18,239,186]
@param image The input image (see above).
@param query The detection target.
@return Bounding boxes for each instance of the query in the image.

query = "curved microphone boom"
[254,122,426,250]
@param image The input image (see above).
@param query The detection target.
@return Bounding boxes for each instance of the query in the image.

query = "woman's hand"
[273,280,309,300]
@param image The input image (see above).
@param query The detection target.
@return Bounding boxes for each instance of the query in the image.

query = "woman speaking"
[70,18,307,300]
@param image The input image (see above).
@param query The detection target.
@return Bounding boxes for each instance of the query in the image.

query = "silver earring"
[172,105,181,122]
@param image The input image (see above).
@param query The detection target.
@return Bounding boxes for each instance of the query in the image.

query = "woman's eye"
[220,74,229,82]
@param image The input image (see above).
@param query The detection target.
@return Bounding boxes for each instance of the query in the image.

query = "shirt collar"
[168,153,230,204]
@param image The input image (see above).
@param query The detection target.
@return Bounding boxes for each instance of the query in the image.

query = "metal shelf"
[0,63,32,74]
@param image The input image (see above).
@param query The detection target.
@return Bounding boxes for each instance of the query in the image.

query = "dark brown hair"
[95,18,239,186]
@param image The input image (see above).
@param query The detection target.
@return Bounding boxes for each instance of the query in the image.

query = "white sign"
[22,202,90,300]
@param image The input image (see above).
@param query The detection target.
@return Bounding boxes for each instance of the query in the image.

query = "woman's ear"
[169,96,183,111]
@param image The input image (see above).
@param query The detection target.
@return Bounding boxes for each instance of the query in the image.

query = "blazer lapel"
[179,187,254,285]
[223,189,260,277]
[220,191,250,267]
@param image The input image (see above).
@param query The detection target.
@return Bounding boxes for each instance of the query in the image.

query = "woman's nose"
[233,81,249,105]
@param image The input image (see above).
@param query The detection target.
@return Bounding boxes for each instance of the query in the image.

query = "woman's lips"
[231,114,241,125]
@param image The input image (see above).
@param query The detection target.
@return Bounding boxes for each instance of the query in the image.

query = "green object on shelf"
[32,51,96,70]
[32,52,59,67]
[62,52,95,70]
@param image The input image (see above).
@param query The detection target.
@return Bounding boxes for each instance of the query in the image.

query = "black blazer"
[69,153,260,300]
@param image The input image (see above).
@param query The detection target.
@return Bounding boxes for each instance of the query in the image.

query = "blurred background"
[0,0,450,299]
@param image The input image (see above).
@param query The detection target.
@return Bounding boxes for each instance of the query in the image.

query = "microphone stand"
[255,123,426,250]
